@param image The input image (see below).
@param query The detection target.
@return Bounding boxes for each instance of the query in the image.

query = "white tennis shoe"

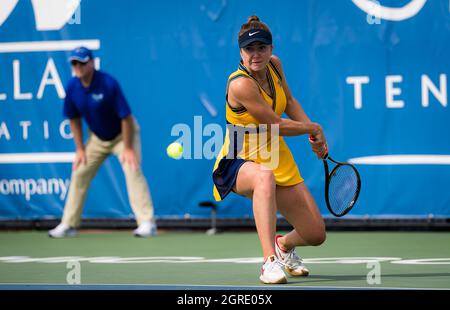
[275,235,309,276]
[259,255,287,284]
[48,223,78,238]
[133,221,157,237]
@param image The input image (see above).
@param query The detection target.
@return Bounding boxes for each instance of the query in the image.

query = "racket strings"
[328,165,358,215]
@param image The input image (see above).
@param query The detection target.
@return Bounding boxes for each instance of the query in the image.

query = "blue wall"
[0,0,449,220]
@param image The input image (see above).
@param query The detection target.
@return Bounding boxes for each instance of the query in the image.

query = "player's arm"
[270,55,327,158]
[270,56,312,123]
[69,118,86,170]
[228,77,321,137]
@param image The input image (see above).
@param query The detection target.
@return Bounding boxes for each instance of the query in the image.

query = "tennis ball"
[167,142,183,159]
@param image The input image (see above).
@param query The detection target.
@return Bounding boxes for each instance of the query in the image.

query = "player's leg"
[60,134,109,228]
[273,182,325,275]
[233,161,278,259]
[233,161,287,283]
[275,182,326,248]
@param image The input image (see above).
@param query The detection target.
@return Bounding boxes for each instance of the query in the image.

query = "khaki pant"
[61,121,155,228]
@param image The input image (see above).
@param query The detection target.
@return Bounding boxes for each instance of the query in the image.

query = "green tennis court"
[0,231,449,289]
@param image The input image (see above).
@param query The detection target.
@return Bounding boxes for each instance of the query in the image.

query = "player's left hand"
[309,135,328,159]
[120,148,140,171]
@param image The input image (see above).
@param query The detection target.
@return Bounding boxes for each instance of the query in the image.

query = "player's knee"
[255,170,275,193]
[307,231,326,246]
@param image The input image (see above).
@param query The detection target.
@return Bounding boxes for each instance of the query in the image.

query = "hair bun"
[247,15,260,23]
[238,15,271,40]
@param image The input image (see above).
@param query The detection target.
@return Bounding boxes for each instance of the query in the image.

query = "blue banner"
[0,0,449,220]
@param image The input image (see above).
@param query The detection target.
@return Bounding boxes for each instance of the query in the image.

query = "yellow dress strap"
[268,59,283,81]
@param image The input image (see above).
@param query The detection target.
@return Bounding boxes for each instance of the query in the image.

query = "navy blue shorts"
[212,158,248,200]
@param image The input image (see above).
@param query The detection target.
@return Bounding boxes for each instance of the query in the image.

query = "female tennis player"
[212,16,328,284]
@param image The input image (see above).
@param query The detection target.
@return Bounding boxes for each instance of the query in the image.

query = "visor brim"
[239,38,272,48]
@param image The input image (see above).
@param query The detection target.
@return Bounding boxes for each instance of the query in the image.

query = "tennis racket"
[309,136,361,217]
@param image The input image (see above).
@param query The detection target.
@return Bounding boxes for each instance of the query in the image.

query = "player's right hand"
[309,124,328,159]
[309,124,325,143]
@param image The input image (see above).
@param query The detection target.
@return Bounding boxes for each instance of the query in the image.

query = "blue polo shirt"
[63,70,131,141]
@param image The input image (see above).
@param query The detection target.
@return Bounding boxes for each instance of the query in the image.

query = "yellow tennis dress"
[212,60,304,201]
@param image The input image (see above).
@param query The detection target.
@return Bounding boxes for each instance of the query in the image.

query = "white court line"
[0,283,448,290]
[0,39,100,53]
[348,155,450,165]
[0,152,74,164]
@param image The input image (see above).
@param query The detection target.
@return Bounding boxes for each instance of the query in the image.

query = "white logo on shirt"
[91,93,104,101]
